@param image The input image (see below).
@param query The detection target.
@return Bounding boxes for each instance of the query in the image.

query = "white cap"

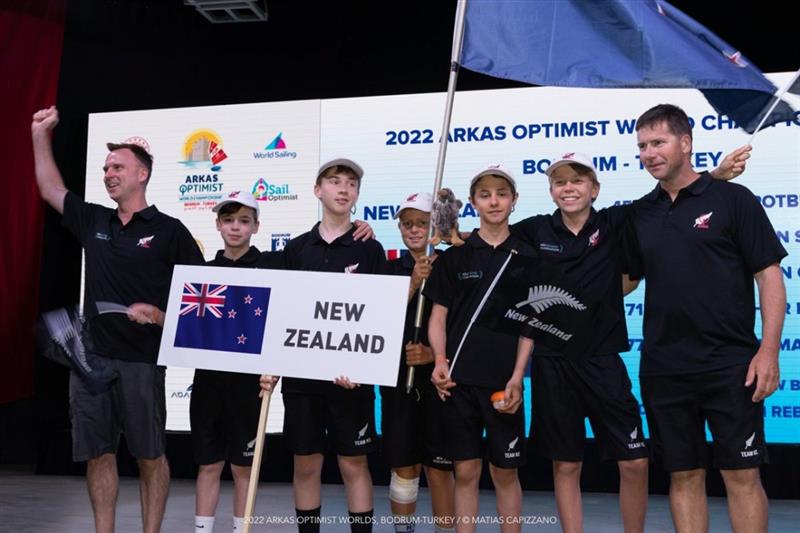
[545,152,596,177]
[212,190,260,218]
[394,192,433,219]
[470,163,517,190]
[106,136,153,156]
[317,157,364,180]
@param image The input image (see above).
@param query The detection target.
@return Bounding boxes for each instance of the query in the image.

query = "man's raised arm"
[31,106,68,214]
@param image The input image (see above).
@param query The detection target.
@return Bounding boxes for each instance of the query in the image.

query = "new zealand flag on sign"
[174,283,270,355]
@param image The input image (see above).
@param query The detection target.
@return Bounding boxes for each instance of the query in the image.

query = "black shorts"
[380,380,452,471]
[641,364,767,472]
[442,384,526,469]
[69,359,165,462]
[282,390,377,456]
[190,369,262,466]
[530,354,647,462]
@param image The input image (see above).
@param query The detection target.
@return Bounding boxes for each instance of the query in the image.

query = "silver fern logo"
[515,286,587,313]
[243,437,256,457]
[354,422,372,446]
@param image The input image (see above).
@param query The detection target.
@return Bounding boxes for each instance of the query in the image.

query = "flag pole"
[406,0,469,393]
[747,67,800,145]
[242,389,272,533]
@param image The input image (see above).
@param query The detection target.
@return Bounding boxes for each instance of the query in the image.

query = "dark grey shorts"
[69,359,166,462]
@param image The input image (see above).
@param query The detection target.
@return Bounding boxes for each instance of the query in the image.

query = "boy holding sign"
[280,158,387,533]
[190,191,282,532]
[128,190,283,532]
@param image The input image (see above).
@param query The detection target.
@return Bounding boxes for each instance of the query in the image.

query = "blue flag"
[174,282,270,355]
[460,0,795,133]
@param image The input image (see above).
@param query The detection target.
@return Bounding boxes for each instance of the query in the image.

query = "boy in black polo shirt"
[627,104,786,533]
[190,191,282,533]
[281,158,387,533]
[510,154,648,533]
[382,192,454,533]
[426,164,532,533]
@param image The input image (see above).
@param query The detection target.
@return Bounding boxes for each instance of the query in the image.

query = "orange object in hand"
[491,390,506,410]
[490,390,505,403]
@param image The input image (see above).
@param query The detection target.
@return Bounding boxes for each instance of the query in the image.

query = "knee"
[425,466,453,486]
[454,460,482,485]
[294,455,323,480]
[720,468,762,493]
[137,454,167,475]
[489,463,518,487]
[198,461,224,477]
[553,460,582,478]
[389,471,420,504]
[619,458,648,478]
[88,453,117,470]
[670,468,705,488]
[337,455,368,481]
[230,464,252,483]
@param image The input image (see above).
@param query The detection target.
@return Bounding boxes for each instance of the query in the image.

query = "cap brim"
[470,169,517,189]
[318,158,364,180]
[545,159,595,177]
[393,205,431,219]
[212,199,259,216]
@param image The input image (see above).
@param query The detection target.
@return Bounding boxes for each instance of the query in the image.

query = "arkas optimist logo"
[177,128,227,209]
[180,129,228,170]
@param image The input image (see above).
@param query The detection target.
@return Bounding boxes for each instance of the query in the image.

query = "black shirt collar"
[310,221,355,246]
[399,248,439,269]
[212,246,262,266]
[465,228,520,253]
[113,204,158,224]
[645,172,712,203]
[399,251,417,269]
[551,207,598,234]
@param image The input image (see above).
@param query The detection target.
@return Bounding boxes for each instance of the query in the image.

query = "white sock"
[195,515,215,531]
[434,526,455,533]
[232,516,244,532]
[393,513,416,532]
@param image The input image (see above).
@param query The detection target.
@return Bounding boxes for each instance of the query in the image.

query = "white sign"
[158,265,409,387]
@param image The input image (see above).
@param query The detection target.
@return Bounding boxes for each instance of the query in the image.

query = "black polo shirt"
[423,231,533,390]
[281,222,388,395]
[386,251,438,387]
[511,207,631,357]
[61,191,204,363]
[627,172,787,376]
[208,246,284,270]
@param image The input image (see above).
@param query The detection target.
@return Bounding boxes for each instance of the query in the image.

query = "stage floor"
[1,466,797,532]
